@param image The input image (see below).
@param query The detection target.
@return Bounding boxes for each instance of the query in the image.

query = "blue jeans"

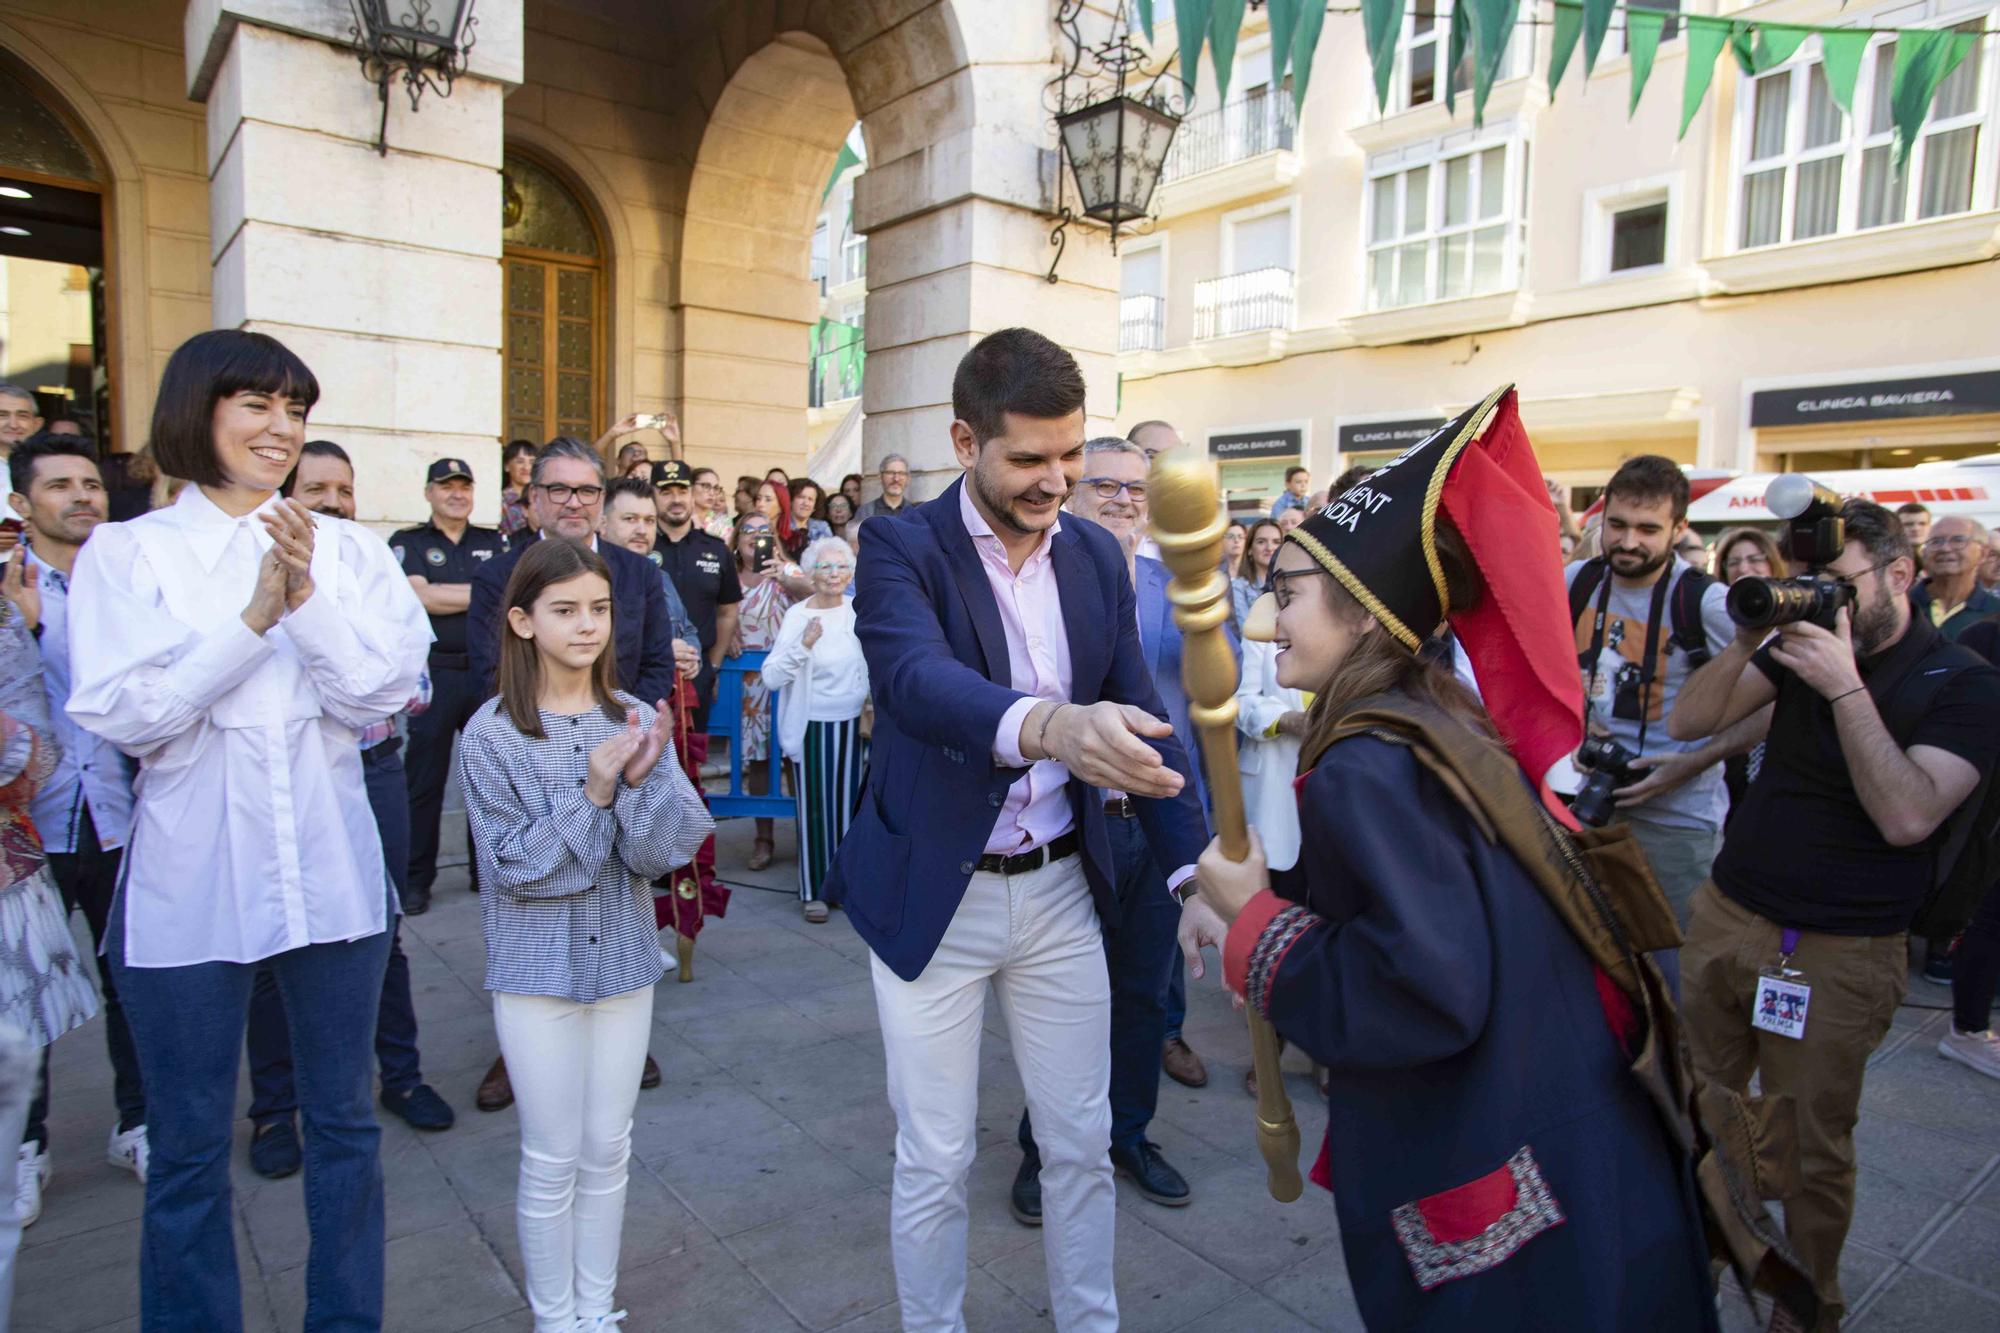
[108,891,392,1332]
[1020,812,1178,1155]
[249,742,423,1118]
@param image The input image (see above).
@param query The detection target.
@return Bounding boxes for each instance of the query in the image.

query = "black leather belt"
[429,650,470,670]
[975,829,1080,876]
[1103,796,1136,819]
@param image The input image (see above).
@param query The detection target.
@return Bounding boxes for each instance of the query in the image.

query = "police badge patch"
[425,548,447,567]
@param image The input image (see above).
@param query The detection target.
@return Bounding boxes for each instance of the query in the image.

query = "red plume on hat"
[1439,389,1583,819]
[1287,386,1582,817]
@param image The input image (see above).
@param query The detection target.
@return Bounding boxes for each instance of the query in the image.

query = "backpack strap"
[1668,567,1716,669]
[1567,558,1606,657]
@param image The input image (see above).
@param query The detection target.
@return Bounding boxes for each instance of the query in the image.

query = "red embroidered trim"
[1390,1146,1566,1291]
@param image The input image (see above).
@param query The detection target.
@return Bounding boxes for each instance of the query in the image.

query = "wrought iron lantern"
[349,0,478,156]
[1045,2,1182,282]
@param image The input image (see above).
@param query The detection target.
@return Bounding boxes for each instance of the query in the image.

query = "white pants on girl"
[493,984,654,1333]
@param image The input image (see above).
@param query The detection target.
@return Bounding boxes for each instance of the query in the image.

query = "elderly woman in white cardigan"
[1233,631,1306,872]
[760,537,869,923]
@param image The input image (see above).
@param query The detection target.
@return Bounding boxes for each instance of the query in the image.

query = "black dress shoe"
[1111,1140,1190,1207]
[381,1084,455,1131]
[401,888,430,917]
[250,1119,302,1180]
[1009,1152,1042,1227]
[641,1054,662,1089]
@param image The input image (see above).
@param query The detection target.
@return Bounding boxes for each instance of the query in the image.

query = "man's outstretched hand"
[1027,700,1184,799]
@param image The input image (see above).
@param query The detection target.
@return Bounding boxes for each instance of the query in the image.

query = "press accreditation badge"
[1752,972,1811,1041]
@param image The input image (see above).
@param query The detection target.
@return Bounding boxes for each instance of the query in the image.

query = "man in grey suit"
[1010,436,1219,1225]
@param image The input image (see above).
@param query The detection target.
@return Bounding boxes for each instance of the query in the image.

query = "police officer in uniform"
[651,459,740,726]
[392,458,507,914]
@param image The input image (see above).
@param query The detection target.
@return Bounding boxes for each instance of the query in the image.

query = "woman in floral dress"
[728,517,795,871]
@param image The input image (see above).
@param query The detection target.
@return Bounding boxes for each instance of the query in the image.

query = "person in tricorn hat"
[1180,387,1784,1330]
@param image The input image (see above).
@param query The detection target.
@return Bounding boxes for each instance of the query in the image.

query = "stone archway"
[677,32,857,472]
[674,0,1121,494]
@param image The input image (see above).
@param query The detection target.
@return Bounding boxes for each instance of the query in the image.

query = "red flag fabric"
[1440,390,1583,821]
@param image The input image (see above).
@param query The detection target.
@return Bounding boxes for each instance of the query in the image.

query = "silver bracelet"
[1036,702,1068,757]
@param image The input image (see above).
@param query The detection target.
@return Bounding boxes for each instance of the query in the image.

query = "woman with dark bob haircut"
[66,329,431,1331]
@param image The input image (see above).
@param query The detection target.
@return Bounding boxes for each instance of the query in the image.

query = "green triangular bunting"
[1548,0,1584,99]
[1891,27,1977,165]
[1289,0,1328,112]
[1680,16,1732,139]
[1466,0,1521,125]
[1818,29,1870,117]
[1176,0,1213,98]
[1626,8,1666,116]
[1444,0,1471,114]
[1582,0,1616,74]
[1750,24,1813,72]
[1207,0,1246,103]
[1137,0,1155,43]
[1361,0,1405,111]
[1265,0,1300,91]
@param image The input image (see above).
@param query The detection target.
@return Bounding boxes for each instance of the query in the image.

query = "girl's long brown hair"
[1297,519,1501,773]
[495,538,624,738]
[1238,518,1283,585]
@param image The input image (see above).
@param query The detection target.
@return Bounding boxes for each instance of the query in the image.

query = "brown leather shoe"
[1163,1038,1208,1088]
[641,1054,662,1089]
[475,1056,513,1112]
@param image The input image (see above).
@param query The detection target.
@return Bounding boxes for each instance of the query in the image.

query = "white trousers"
[493,985,654,1333]
[871,855,1115,1333]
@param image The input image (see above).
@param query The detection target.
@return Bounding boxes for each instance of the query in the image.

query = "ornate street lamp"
[1046,2,1182,283]
[348,0,479,156]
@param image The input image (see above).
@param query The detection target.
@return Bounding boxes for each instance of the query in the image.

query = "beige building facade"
[1119,1,2000,515]
[0,0,1124,527]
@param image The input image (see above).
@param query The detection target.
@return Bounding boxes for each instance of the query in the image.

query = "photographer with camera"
[1670,496,2000,1328]
[1566,457,1764,927]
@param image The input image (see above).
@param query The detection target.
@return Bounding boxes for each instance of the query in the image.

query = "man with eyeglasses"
[856,452,916,525]
[1006,436,1217,1228]
[465,437,681,1112]
[1911,516,2000,643]
[391,458,507,915]
[1671,499,2000,1326]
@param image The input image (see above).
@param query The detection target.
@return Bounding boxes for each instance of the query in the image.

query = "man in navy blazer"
[825,331,1208,1333]
[461,436,678,1115]
[1008,436,1219,1229]
[466,437,677,708]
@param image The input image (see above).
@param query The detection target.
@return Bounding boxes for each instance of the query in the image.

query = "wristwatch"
[1173,879,1201,906]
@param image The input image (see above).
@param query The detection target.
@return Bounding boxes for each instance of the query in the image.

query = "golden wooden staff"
[1148,452,1303,1204]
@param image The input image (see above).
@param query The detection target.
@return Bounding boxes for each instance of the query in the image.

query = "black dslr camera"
[1571,735,1642,829]
[1725,475,1855,632]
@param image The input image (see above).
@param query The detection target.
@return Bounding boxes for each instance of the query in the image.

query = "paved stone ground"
[16,817,2000,1331]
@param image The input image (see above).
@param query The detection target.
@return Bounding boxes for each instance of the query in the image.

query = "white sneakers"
[1938,1027,2000,1081]
[10,1125,149,1229]
[574,1313,628,1331]
[107,1124,149,1183]
[13,1142,48,1228]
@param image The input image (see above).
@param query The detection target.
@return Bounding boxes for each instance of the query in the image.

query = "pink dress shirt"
[966,483,1079,856]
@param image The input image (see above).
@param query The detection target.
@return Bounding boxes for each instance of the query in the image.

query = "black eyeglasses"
[1832,559,1897,591]
[536,483,603,505]
[1270,566,1332,610]
[1080,477,1147,501]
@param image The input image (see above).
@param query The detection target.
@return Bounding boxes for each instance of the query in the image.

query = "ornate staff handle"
[1147,454,1303,1205]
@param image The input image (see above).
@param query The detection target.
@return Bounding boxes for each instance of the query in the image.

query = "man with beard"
[1007,436,1210,1229]
[854,452,915,527]
[1565,455,1756,929]
[391,458,507,915]
[3,433,149,1222]
[245,442,454,1180]
[1671,499,2000,1328]
[828,329,1207,1332]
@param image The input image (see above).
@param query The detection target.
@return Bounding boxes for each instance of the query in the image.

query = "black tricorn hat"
[1286,385,1511,651]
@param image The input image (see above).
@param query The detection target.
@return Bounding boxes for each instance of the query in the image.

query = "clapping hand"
[1,552,39,633]
[260,499,317,611]
[622,702,673,786]
[242,546,290,635]
[802,617,824,649]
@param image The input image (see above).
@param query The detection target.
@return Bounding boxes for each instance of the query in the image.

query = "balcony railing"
[1119,294,1164,352]
[1193,267,1294,340]
[1163,89,1298,183]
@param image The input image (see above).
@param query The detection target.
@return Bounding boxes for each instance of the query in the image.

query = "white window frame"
[1364,126,1530,310]
[1389,0,1526,116]
[1220,197,1298,278]
[1120,233,1169,298]
[1582,174,1681,282]
[839,214,867,288]
[1730,4,1997,253]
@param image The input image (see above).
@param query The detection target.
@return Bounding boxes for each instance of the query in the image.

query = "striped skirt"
[791,716,865,904]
